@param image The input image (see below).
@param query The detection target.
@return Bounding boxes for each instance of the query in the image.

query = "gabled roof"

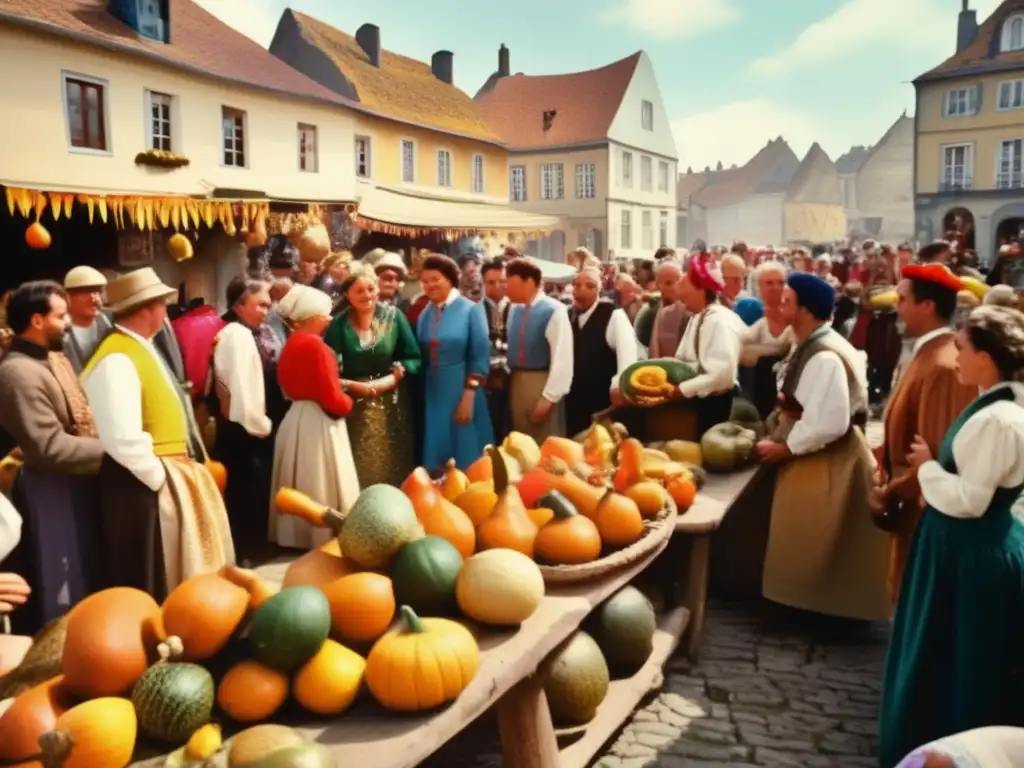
[692,138,799,208]
[859,114,912,170]
[0,0,351,107]
[473,54,642,151]
[278,10,500,143]
[676,170,711,203]
[836,146,870,174]
[786,143,841,204]
[917,0,1024,82]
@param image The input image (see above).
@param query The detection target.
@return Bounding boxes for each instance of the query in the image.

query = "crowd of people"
[1,231,1024,765]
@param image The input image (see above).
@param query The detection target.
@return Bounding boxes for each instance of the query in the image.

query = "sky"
[194,0,1004,170]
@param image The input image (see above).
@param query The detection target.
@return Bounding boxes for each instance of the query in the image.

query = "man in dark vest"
[565,266,638,436]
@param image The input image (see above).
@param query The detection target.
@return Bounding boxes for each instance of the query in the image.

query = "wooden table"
[133,533,690,768]
[673,467,759,660]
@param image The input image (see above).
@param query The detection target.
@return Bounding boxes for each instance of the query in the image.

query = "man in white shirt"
[505,258,573,442]
[565,267,638,436]
[82,268,233,599]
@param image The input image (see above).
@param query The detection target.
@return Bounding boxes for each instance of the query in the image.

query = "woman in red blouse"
[268,285,360,550]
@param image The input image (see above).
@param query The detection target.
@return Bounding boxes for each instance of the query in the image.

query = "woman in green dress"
[324,265,421,488]
[879,305,1024,767]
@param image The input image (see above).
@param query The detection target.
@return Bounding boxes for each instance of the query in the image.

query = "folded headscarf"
[277,284,332,324]
[688,252,725,293]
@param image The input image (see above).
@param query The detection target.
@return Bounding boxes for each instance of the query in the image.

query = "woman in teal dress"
[324,265,422,488]
[879,305,1024,767]
[415,255,493,474]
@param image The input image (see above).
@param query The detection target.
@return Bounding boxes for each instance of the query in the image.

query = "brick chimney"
[957,0,978,53]
[498,44,510,78]
[431,51,454,84]
[355,23,381,67]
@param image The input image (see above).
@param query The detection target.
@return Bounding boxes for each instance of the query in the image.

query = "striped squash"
[131,661,214,743]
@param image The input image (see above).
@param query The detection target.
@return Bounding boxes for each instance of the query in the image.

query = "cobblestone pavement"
[423,601,890,768]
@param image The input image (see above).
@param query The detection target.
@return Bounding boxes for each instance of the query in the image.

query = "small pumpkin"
[281,538,361,590]
[161,572,250,661]
[0,675,75,762]
[624,480,669,518]
[453,481,497,526]
[25,222,51,250]
[205,459,228,493]
[217,659,289,723]
[456,549,545,626]
[293,639,366,716]
[502,431,542,471]
[476,445,538,557]
[534,492,602,565]
[594,491,645,548]
[403,467,476,559]
[391,536,464,615]
[131,637,215,743]
[439,459,470,501]
[700,422,758,473]
[612,438,647,493]
[365,606,479,712]
[542,457,605,519]
[539,436,585,466]
[321,572,396,646]
[37,696,137,768]
[60,587,165,699]
[665,471,698,511]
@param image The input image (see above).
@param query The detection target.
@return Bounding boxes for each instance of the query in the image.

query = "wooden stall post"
[496,674,560,768]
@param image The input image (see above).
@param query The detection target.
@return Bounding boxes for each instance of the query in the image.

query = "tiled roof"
[836,146,870,174]
[284,11,500,143]
[786,143,840,203]
[473,54,641,150]
[692,138,799,208]
[917,0,1024,82]
[676,170,711,203]
[0,0,352,106]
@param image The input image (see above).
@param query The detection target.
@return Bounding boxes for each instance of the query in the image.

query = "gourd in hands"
[618,359,697,405]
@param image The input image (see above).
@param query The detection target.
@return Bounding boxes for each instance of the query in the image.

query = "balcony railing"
[939,175,973,192]
[997,171,1024,190]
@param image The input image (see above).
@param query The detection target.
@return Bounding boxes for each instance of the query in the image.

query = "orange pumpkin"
[665,472,697,512]
[594,491,645,548]
[453,481,497,526]
[403,467,476,558]
[25,222,51,250]
[293,639,366,716]
[543,458,605,519]
[0,676,75,762]
[516,466,553,509]
[161,573,249,661]
[37,697,136,768]
[282,539,361,590]
[204,459,227,494]
[321,572,396,646]
[534,493,602,565]
[527,506,555,528]
[476,446,537,557]
[624,480,670,518]
[612,438,647,493]
[216,659,289,722]
[539,436,585,466]
[61,588,164,699]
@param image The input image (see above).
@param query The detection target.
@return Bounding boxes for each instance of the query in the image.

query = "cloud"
[600,0,741,39]
[191,0,283,47]
[750,0,1004,77]
[671,99,850,171]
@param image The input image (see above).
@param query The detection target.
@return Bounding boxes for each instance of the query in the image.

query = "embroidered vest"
[81,331,189,456]
[507,298,557,371]
[778,328,867,430]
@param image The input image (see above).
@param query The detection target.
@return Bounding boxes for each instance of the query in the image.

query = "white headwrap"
[277,285,332,324]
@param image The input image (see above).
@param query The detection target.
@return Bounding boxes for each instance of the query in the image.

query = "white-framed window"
[575,163,596,199]
[541,163,564,200]
[640,156,653,191]
[354,135,371,178]
[63,72,109,153]
[510,165,526,202]
[436,149,452,187]
[998,139,1024,189]
[298,123,317,172]
[621,210,632,249]
[941,143,973,189]
[659,210,668,246]
[1002,14,1024,52]
[641,99,654,131]
[621,151,633,187]
[641,210,653,249]
[658,161,670,193]
[146,90,172,151]
[998,80,1024,111]
[944,86,979,117]
[221,106,246,167]
[401,139,416,183]
[471,154,485,193]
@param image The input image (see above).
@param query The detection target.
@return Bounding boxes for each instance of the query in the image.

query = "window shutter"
[970,84,982,115]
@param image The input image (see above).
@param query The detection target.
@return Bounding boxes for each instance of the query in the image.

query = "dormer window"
[1002,13,1024,52]
[108,0,168,43]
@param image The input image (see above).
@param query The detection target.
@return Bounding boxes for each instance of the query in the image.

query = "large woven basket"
[537,501,677,586]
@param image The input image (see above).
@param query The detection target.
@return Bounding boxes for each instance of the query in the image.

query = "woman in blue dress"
[416,254,494,473]
[879,304,1024,767]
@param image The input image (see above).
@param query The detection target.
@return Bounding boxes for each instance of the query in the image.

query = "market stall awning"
[355,185,561,237]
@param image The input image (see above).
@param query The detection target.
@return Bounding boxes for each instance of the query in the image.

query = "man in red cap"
[871,262,976,604]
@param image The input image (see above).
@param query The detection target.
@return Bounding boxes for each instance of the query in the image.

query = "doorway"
[942,207,975,250]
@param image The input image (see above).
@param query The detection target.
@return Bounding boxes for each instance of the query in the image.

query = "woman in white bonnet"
[268,285,360,549]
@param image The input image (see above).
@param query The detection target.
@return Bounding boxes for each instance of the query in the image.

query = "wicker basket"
[537,501,677,586]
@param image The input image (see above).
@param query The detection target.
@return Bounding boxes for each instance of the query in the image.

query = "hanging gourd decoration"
[476,445,538,557]
[364,606,479,712]
[25,222,51,250]
[533,491,603,565]
[168,232,193,262]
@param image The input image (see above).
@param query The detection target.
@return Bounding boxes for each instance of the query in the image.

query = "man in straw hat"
[62,265,111,372]
[81,268,234,599]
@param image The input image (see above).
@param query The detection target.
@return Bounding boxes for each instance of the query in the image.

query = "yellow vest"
[82,331,189,456]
